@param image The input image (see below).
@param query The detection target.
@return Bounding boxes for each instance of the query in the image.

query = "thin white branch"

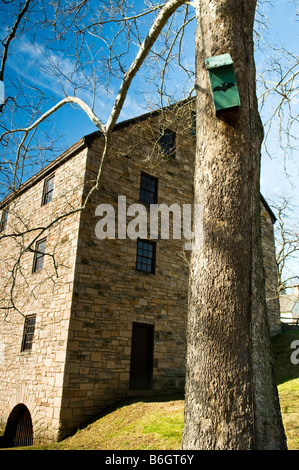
[106,0,187,132]
[1,96,105,140]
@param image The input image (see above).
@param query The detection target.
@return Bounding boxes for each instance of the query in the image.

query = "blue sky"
[3,1,297,198]
[1,0,298,278]
[256,1,298,201]
[255,1,299,280]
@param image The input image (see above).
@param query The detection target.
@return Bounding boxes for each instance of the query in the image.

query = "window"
[32,238,47,273]
[136,239,156,274]
[191,111,196,136]
[0,207,8,232]
[41,174,55,206]
[21,315,36,352]
[159,128,176,157]
[140,173,158,204]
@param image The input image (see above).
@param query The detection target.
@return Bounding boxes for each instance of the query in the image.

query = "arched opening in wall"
[3,404,33,447]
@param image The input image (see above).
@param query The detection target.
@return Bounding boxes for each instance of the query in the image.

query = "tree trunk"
[181,0,287,450]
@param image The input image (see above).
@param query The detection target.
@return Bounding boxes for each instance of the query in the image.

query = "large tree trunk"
[181,0,287,450]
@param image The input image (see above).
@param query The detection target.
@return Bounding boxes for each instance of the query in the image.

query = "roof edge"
[0,138,86,209]
[260,194,276,224]
[0,94,276,226]
[1,96,196,209]
[84,96,196,146]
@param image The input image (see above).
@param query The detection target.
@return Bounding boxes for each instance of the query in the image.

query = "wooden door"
[130,323,154,390]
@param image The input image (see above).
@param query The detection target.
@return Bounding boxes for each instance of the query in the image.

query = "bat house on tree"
[205,53,240,115]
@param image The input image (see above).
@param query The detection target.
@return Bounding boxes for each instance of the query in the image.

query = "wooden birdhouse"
[205,53,240,115]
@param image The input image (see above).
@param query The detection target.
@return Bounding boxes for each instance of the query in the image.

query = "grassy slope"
[10,329,299,450]
[56,400,185,450]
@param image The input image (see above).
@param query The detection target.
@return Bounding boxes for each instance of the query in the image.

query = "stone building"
[0,99,280,446]
[280,287,299,325]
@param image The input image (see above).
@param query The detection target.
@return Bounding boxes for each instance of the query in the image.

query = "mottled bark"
[181,0,287,450]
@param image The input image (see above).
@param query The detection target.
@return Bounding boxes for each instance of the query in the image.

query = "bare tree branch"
[0,0,192,315]
[106,0,187,132]
[0,0,32,82]
[270,196,299,293]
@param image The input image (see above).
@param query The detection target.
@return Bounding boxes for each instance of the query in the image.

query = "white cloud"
[7,35,148,126]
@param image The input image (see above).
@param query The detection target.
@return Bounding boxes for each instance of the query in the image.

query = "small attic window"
[159,128,176,157]
[191,112,196,136]
[0,207,8,232]
[41,174,55,206]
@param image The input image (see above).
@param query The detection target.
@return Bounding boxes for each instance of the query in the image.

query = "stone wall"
[260,202,281,336]
[0,100,281,443]
[58,102,196,437]
[58,102,281,437]
[0,147,88,443]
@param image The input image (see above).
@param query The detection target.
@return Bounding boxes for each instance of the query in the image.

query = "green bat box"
[205,53,240,115]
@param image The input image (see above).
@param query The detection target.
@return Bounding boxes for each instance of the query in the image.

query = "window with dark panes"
[136,239,156,274]
[159,128,176,157]
[21,315,36,352]
[140,173,158,204]
[32,238,47,273]
[191,111,196,136]
[41,174,55,206]
[0,207,8,232]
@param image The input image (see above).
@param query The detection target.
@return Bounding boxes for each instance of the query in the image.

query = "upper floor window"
[159,128,176,157]
[32,238,47,273]
[136,239,156,274]
[0,207,8,232]
[21,314,36,352]
[41,174,55,206]
[191,111,196,136]
[140,173,158,204]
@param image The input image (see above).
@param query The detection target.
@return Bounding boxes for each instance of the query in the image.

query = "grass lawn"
[55,399,185,450]
[272,329,299,450]
[278,378,299,449]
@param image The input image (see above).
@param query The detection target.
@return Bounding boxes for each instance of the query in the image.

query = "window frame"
[0,207,8,232]
[136,239,156,274]
[21,314,36,352]
[32,238,47,273]
[159,128,176,157]
[139,172,158,205]
[191,111,196,136]
[41,173,55,206]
